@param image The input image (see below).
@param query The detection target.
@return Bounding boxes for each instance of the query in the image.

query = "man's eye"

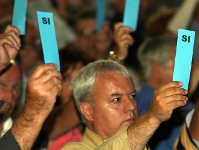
[129,94,136,100]
[112,98,120,103]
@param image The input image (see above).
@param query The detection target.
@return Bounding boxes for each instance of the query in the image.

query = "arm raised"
[127,81,188,149]
[11,64,62,150]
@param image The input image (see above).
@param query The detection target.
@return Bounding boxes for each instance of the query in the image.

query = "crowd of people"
[0,0,199,150]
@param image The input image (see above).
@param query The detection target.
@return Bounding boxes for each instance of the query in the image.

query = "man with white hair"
[62,59,188,149]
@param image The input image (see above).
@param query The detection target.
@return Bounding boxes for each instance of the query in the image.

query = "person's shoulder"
[0,130,21,150]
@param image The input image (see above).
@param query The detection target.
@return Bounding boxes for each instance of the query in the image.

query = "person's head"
[73,7,96,58]
[72,60,138,139]
[18,20,42,75]
[137,36,177,87]
[0,60,22,124]
[58,46,94,104]
[92,22,112,60]
[74,7,112,59]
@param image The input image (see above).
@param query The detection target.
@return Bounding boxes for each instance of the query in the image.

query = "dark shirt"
[0,130,21,150]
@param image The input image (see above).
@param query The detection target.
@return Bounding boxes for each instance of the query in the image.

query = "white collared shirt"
[1,117,13,137]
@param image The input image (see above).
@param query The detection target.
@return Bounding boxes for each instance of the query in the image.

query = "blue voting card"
[37,11,60,71]
[173,29,195,90]
[123,0,140,30]
[96,0,106,31]
[12,0,28,35]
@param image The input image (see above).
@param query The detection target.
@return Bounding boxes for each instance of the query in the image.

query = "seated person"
[0,25,62,150]
[0,60,22,137]
[61,59,188,150]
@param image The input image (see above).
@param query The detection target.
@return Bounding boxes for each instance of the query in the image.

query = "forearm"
[11,99,48,150]
[10,64,62,150]
[11,112,44,150]
[127,112,160,149]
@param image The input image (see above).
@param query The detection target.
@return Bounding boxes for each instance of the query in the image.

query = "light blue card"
[96,0,106,30]
[37,11,60,71]
[123,0,140,30]
[12,0,28,35]
[173,29,195,90]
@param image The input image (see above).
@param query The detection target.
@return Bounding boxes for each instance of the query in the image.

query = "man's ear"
[80,102,93,122]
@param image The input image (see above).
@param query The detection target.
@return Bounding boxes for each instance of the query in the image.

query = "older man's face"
[85,71,138,139]
[0,64,22,123]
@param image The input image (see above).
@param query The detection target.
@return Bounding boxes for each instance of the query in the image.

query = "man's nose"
[124,97,137,112]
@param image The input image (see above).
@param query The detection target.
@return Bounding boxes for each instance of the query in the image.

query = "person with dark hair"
[72,7,113,60]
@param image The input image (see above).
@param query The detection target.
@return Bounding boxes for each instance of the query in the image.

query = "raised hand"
[0,25,20,71]
[150,81,188,123]
[113,22,134,60]
[11,63,62,150]
[24,64,62,118]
